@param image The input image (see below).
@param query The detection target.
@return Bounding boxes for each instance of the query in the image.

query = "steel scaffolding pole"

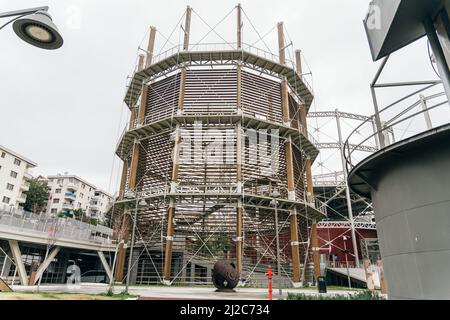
[335,109,360,268]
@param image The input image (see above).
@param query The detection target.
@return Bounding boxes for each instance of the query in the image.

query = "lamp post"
[124,191,147,294]
[0,6,63,49]
[270,190,282,297]
[342,235,352,288]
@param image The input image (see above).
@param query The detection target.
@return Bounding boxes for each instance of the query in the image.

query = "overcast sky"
[0,0,442,194]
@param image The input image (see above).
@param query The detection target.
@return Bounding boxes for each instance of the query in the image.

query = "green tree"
[72,208,84,220]
[23,178,50,213]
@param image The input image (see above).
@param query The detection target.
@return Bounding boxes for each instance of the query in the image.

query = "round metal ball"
[211,260,240,290]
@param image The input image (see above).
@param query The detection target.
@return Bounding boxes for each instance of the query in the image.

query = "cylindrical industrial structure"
[113,6,325,286]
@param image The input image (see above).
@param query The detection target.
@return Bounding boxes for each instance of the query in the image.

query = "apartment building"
[0,145,36,208]
[45,174,112,221]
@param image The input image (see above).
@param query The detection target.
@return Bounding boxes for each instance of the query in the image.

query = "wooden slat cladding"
[145,73,181,124]
[241,70,283,123]
[242,133,289,199]
[183,69,237,114]
[136,132,173,193]
[177,124,237,189]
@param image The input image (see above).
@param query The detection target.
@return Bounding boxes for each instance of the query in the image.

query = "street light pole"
[343,236,352,288]
[271,190,282,297]
[124,194,139,294]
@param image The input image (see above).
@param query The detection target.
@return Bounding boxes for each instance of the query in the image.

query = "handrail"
[344,86,449,174]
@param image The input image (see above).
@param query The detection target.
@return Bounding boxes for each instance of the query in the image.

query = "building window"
[55,189,61,194]
[82,184,85,189]
[57,179,63,185]
[51,208,57,214]
[80,193,84,199]
[10,171,18,178]
[53,198,60,204]
[2,196,10,204]
[1,152,5,158]
[6,183,14,191]
[13,158,21,166]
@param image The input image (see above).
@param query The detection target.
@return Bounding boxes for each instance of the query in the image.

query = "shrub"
[287,290,384,300]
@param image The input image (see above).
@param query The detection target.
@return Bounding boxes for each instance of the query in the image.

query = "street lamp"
[270,189,282,297]
[124,191,147,293]
[0,6,63,49]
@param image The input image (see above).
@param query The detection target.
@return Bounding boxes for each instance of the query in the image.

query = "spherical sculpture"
[212,260,240,290]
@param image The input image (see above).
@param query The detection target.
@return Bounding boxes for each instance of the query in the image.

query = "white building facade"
[0,145,36,209]
[45,174,112,221]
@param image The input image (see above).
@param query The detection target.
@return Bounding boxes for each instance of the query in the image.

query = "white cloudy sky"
[0,0,443,194]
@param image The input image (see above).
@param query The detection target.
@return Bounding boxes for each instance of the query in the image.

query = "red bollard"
[266,265,273,300]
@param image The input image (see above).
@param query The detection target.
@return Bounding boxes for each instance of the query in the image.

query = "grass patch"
[287,290,384,300]
[0,291,137,300]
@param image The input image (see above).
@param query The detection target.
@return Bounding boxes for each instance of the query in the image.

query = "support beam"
[137,85,149,125]
[145,26,157,68]
[118,161,128,200]
[236,88,243,273]
[424,15,450,102]
[137,54,145,72]
[33,246,61,285]
[8,240,27,286]
[236,203,243,274]
[162,56,187,283]
[97,251,113,282]
[335,110,360,267]
[183,6,192,51]
[178,68,187,111]
[277,22,286,65]
[289,208,301,283]
[163,202,175,282]
[114,214,130,282]
[310,223,321,281]
[128,142,140,191]
[237,4,242,49]
[295,49,302,76]
[295,49,315,202]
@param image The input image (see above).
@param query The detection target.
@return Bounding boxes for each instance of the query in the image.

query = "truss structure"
[110,5,327,287]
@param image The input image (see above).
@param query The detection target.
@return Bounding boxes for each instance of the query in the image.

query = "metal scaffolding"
[110,5,328,287]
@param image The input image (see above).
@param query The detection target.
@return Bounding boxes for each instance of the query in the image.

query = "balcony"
[23,172,32,180]
[20,180,31,192]
[64,192,76,200]
[89,203,100,211]
[17,193,27,203]
[62,202,74,209]
[66,183,78,191]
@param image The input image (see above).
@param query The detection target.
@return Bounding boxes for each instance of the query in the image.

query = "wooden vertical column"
[163,7,191,283]
[118,54,145,200]
[295,50,314,203]
[237,4,242,49]
[145,26,157,67]
[115,28,157,281]
[183,6,192,51]
[278,21,301,283]
[311,222,321,281]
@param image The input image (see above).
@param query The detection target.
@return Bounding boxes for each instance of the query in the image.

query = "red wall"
[317,227,378,266]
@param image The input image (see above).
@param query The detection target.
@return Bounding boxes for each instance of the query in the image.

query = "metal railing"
[0,204,113,246]
[344,84,450,173]
[131,42,313,94]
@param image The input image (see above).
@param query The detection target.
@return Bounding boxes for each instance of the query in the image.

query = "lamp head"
[12,10,63,50]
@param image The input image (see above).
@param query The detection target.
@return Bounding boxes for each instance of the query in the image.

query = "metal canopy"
[364,0,444,61]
